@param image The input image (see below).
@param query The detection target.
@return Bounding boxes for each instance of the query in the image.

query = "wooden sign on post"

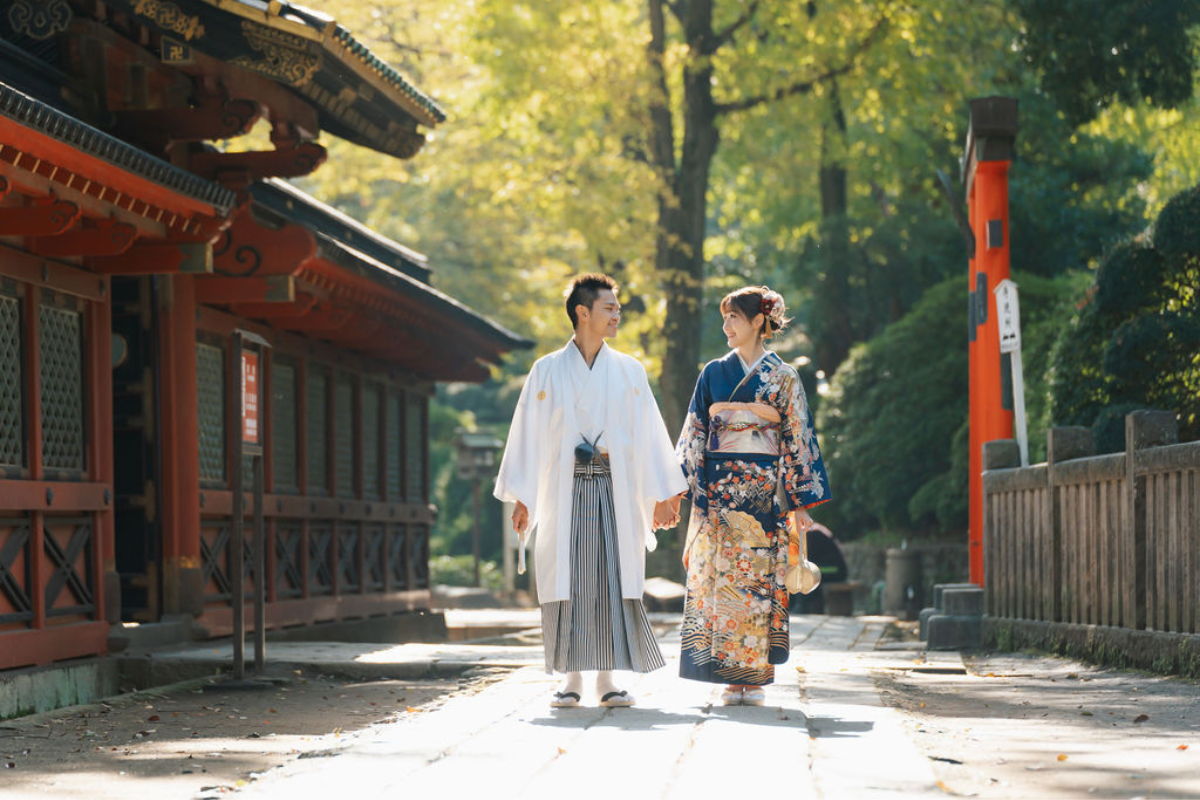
[241,350,260,447]
[994,279,1028,466]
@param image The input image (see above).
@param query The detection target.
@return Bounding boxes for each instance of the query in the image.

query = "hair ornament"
[759,288,785,328]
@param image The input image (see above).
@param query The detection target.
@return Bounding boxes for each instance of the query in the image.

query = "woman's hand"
[791,508,814,536]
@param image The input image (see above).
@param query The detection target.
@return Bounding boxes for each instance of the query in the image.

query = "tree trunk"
[657,0,719,442]
[645,0,721,580]
[813,78,854,375]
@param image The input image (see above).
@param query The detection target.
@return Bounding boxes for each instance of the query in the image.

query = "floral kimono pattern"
[677,351,831,685]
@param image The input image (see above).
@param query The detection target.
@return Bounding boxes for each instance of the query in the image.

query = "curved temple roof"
[100,0,446,159]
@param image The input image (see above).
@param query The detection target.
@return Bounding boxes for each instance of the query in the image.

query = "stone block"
[1126,409,1178,452]
[926,614,982,651]
[982,439,1020,471]
[918,607,937,640]
[932,583,977,609]
[1047,426,1094,464]
[942,587,984,616]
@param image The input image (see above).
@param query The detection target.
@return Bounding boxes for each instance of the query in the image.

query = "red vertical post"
[159,274,202,616]
[965,97,1018,586]
[88,283,116,625]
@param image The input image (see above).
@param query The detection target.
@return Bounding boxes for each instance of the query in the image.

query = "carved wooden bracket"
[212,206,317,277]
[90,241,212,275]
[190,141,327,190]
[30,219,138,257]
[0,198,81,236]
[113,99,262,151]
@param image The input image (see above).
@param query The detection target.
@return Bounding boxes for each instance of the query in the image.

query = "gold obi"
[708,408,780,455]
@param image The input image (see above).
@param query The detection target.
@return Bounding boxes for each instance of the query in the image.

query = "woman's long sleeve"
[676,365,712,512]
[777,368,832,510]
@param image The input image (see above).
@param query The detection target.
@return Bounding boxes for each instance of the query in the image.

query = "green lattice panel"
[306,369,328,494]
[39,304,83,472]
[362,383,381,500]
[271,360,297,492]
[334,374,354,499]
[0,295,24,469]
[406,394,425,504]
[386,391,402,500]
[196,343,226,483]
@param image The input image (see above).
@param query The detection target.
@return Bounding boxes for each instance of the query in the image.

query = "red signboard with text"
[242,350,259,445]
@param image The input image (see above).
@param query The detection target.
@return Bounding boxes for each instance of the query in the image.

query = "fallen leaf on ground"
[1178,745,1189,751]
[1057,754,1068,762]
[1134,714,1150,724]
[557,747,566,755]
[406,706,419,713]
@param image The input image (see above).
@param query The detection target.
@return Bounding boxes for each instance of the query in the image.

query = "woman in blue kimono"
[676,286,832,704]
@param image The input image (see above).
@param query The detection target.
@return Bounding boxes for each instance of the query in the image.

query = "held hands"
[512,500,529,536]
[653,495,682,530]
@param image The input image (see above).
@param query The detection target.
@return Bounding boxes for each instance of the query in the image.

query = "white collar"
[569,337,607,371]
[736,349,769,376]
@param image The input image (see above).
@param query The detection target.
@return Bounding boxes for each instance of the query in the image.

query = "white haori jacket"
[493,340,687,603]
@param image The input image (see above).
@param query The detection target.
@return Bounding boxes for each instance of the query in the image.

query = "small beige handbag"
[786,515,822,595]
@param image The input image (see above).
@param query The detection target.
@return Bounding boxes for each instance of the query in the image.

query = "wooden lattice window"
[196,342,226,484]
[0,283,25,473]
[386,390,403,501]
[362,381,382,501]
[405,393,426,504]
[39,294,85,474]
[271,358,298,493]
[305,366,329,495]
[334,373,356,499]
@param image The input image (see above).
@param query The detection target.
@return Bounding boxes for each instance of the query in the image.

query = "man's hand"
[653,499,679,530]
[512,501,529,535]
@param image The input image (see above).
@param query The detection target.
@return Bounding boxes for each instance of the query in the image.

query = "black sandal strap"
[600,691,627,702]
[554,691,581,701]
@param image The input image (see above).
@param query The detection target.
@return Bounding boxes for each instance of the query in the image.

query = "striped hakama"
[540,456,665,674]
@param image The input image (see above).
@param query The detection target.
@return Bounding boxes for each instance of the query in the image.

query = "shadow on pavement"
[527,705,874,737]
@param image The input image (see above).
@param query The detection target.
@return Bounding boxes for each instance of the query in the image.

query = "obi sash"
[707,408,780,455]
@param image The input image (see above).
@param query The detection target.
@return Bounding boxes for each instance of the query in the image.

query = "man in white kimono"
[494,273,686,708]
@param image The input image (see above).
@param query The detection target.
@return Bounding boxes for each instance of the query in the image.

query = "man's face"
[579,289,621,339]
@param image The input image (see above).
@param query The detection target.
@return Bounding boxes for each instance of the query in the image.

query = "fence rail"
[983,411,1199,635]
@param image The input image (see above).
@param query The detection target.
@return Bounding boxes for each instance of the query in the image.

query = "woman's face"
[722,307,763,350]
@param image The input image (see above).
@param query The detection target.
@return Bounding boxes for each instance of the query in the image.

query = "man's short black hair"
[564,273,619,329]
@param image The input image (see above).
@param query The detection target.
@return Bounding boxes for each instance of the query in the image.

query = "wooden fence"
[983,410,1199,635]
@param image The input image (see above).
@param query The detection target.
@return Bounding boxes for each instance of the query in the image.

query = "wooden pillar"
[25,287,45,632]
[159,274,203,617]
[88,281,118,624]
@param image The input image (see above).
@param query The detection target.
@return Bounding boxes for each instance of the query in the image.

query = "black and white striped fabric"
[540,456,665,674]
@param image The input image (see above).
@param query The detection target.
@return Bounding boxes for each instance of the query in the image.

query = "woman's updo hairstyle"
[720,285,790,340]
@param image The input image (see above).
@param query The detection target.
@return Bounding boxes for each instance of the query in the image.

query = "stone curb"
[984,616,1200,678]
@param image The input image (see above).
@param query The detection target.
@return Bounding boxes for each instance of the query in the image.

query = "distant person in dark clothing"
[789,523,848,614]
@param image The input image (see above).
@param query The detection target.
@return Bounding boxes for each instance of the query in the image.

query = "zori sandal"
[550,691,581,708]
[720,687,743,706]
[741,687,765,706]
[599,690,635,708]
